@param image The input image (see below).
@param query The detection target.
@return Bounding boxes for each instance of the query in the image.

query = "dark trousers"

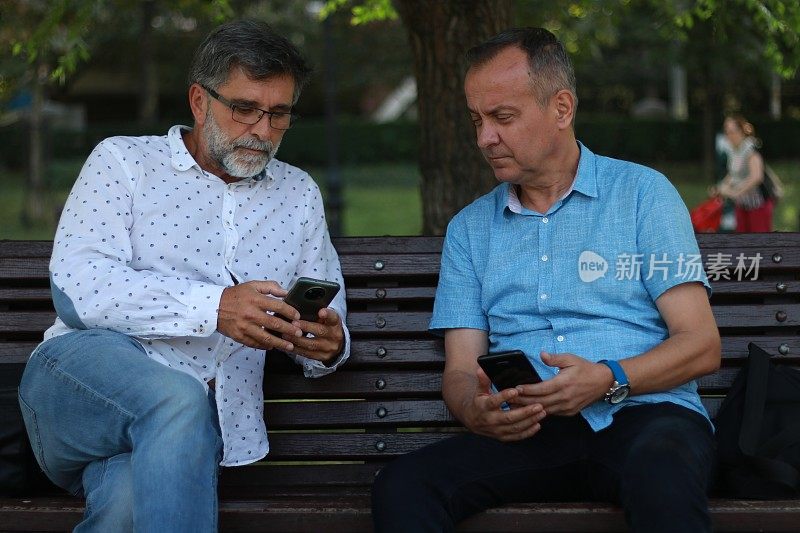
[372,402,715,533]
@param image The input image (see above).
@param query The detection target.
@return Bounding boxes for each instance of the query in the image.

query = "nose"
[476,123,499,150]
[249,115,275,140]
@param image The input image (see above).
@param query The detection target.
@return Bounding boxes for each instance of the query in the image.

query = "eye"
[495,114,513,122]
[233,106,257,116]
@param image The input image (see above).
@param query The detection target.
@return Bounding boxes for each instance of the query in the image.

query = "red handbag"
[690,197,723,233]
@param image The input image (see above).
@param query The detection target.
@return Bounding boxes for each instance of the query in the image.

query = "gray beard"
[203,110,280,178]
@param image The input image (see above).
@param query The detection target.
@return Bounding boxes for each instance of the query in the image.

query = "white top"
[727,137,763,210]
[46,125,350,466]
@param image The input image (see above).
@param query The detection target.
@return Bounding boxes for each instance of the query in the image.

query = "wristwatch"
[598,359,630,405]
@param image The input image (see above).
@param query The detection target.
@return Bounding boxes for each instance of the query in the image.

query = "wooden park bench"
[1,233,800,531]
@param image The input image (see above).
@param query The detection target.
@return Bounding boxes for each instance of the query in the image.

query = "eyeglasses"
[201,85,298,130]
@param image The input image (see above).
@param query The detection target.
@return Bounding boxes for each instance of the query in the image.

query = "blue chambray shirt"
[430,142,712,431]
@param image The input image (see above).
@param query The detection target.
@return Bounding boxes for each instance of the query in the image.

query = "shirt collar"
[571,141,599,199]
[503,141,598,214]
[167,125,274,184]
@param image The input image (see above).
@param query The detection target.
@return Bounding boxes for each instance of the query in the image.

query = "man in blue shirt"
[372,28,720,532]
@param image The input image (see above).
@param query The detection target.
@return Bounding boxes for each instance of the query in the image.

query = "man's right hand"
[216,281,303,351]
[462,367,546,442]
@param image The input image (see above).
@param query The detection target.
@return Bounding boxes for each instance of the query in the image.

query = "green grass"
[307,163,422,236]
[1,159,797,240]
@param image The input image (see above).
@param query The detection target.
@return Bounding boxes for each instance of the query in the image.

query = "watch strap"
[598,359,629,386]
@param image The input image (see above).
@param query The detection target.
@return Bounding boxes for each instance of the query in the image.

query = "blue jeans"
[373,402,715,533]
[18,329,223,532]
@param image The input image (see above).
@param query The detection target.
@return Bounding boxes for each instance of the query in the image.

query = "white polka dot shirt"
[45,125,350,466]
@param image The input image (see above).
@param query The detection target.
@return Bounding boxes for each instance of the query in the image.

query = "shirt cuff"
[295,322,351,377]
[188,283,226,337]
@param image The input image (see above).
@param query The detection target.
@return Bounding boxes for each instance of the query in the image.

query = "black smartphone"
[477,350,542,391]
[282,277,341,322]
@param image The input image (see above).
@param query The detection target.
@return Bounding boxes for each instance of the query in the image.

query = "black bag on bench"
[715,343,800,499]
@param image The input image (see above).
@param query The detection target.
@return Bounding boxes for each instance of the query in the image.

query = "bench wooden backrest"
[1,234,799,496]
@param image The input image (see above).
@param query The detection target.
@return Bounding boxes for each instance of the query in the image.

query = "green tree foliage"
[1,0,233,226]
[1,0,233,100]
[320,0,397,24]
[515,0,800,79]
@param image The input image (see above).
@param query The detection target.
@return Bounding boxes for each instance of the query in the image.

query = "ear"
[188,83,208,127]
[553,89,575,129]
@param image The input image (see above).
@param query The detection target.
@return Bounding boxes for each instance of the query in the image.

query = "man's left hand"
[510,352,613,416]
[282,308,344,365]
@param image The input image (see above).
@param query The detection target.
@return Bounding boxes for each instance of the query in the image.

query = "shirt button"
[541,255,548,262]
[540,293,548,300]
[557,335,565,342]
[542,217,549,224]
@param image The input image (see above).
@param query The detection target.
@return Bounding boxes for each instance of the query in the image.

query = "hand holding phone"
[477,350,542,392]
[282,277,340,322]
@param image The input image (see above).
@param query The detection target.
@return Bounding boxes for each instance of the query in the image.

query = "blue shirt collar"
[502,141,598,215]
[572,141,599,199]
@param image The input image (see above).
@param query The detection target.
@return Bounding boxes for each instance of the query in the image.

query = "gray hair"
[189,20,311,103]
[466,27,577,110]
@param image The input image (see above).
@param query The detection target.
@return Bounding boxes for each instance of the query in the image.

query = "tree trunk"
[139,0,159,126]
[394,0,512,235]
[23,59,48,226]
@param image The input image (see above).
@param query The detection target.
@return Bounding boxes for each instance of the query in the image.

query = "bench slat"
[331,236,444,255]
[219,463,383,489]
[710,281,800,296]
[339,254,441,277]
[265,431,455,460]
[0,258,49,281]
[2,305,799,335]
[344,337,800,366]
[3,250,800,283]
[0,288,53,302]
[344,306,800,335]
[3,234,799,256]
[3,337,796,370]
[260,366,793,400]
[260,392,735,429]
[263,399,454,429]
[2,496,799,532]
[261,401,732,437]
[263,371,443,399]
[344,282,800,306]
[2,281,795,310]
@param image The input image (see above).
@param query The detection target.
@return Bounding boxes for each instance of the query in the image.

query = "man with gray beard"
[17,20,349,532]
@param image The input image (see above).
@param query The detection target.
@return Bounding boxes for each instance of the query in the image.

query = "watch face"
[610,385,630,404]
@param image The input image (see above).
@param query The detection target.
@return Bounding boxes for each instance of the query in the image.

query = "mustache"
[234,137,272,153]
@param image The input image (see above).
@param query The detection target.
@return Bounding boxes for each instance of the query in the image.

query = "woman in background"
[715,115,773,232]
